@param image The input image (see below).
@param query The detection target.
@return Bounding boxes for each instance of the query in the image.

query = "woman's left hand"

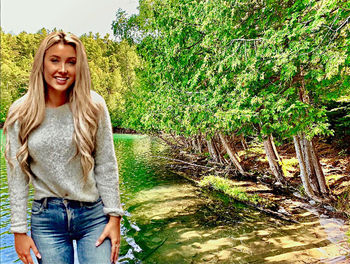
[95,216,121,263]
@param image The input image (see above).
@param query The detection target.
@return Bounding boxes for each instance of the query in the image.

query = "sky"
[0,0,139,37]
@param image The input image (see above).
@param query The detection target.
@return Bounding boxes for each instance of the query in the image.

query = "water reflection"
[0,133,349,263]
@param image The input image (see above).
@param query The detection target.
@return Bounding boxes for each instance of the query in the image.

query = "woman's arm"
[6,121,30,233]
[93,94,124,217]
[92,92,124,263]
[6,121,41,263]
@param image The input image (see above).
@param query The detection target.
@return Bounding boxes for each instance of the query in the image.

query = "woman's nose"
[58,63,67,73]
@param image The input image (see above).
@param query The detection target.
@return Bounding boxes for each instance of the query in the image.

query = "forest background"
[1,0,350,215]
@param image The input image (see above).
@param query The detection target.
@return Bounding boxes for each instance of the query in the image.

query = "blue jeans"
[30,197,112,264]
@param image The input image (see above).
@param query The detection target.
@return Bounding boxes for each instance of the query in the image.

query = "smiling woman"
[44,43,77,107]
[3,31,124,264]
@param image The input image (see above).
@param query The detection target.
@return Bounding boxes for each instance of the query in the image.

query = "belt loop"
[43,197,48,209]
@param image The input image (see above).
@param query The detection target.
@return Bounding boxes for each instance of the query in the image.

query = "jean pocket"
[31,200,45,215]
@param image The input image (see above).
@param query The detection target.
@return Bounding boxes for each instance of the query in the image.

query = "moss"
[337,95,350,102]
[326,174,344,184]
[198,175,263,205]
[281,158,299,176]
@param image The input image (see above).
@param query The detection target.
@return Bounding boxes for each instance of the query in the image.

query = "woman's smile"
[54,76,70,85]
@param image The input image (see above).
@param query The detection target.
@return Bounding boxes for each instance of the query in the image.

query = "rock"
[309,200,316,205]
[151,237,162,243]
[324,205,335,212]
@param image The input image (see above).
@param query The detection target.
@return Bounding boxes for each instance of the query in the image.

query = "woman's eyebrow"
[48,55,76,59]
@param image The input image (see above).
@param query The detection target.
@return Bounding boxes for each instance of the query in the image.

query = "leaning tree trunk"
[293,133,329,201]
[293,135,316,199]
[240,134,248,150]
[263,134,286,184]
[293,69,329,201]
[169,132,186,147]
[218,132,245,174]
[192,137,199,153]
[197,135,203,153]
[206,136,223,164]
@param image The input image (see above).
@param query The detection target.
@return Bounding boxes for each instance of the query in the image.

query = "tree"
[114,0,349,200]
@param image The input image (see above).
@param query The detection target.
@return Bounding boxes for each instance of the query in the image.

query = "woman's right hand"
[14,233,41,264]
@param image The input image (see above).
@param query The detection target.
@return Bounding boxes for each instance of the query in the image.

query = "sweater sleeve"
[94,98,124,217]
[5,120,30,233]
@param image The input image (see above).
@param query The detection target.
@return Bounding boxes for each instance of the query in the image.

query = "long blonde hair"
[4,31,103,183]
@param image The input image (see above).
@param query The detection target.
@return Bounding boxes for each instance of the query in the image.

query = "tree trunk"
[197,136,203,153]
[226,134,242,162]
[309,139,328,195]
[157,133,176,147]
[293,133,328,201]
[263,135,285,184]
[218,132,245,174]
[293,135,317,199]
[241,134,248,150]
[301,137,321,196]
[170,132,186,147]
[192,137,198,152]
[206,136,222,164]
[213,134,226,164]
[294,69,328,200]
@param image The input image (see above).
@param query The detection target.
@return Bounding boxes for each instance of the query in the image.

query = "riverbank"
[156,134,350,221]
[151,136,350,262]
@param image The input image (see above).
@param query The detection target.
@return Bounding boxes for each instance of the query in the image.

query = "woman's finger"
[114,243,120,263]
[25,252,35,264]
[19,255,28,264]
[110,242,116,263]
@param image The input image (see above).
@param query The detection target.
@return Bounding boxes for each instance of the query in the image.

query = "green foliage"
[114,0,350,142]
[80,33,141,126]
[199,175,262,205]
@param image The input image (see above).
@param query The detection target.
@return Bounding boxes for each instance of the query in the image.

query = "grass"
[198,175,262,205]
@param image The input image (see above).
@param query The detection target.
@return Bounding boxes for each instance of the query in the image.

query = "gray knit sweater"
[6,90,124,233]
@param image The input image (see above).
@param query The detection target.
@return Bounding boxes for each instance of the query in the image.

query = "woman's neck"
[45,90,68,108]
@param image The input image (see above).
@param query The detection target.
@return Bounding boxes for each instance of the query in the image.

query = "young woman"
[4,31,124,264]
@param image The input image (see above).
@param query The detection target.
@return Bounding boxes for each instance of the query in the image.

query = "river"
[0,133,349,263]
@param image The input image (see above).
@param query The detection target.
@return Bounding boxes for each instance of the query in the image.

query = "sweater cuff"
[103,207,124,217]
[10,222,28,234]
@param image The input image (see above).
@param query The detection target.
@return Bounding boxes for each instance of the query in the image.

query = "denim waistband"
[34,197,102,208]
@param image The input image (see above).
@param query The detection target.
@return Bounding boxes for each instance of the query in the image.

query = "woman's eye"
[51,59,58,63]
[68,61,76,65]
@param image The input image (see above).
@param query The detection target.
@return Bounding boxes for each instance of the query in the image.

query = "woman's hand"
[95,216,121,264]
[14,233,41,264]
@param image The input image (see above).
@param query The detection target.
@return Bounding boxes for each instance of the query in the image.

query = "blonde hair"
[3,31,103,183]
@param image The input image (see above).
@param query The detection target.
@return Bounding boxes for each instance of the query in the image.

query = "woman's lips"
[55,77,69,85]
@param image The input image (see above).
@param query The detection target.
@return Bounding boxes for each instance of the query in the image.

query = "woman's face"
[43,43,77,95]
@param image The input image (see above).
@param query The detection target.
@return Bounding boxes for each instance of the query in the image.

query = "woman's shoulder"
[90,90,106,105]
[5,94,28,132]
[9,93,28,111]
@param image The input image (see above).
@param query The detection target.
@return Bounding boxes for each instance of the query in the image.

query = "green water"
[1,132,349,263]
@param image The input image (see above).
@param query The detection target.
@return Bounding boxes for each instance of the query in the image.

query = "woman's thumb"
[95,232,107,247]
